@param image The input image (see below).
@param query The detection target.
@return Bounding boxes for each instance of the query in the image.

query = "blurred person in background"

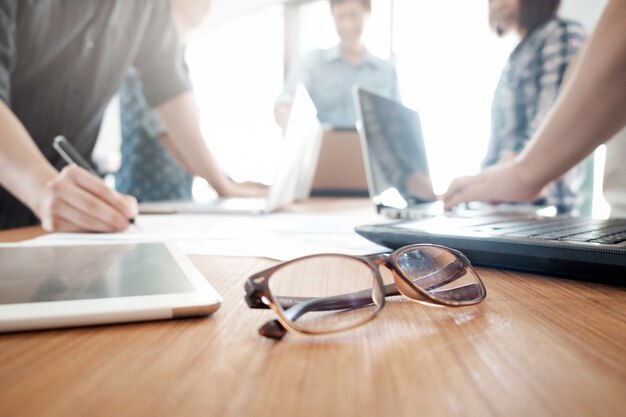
[0,0,263,232]
[116,0,265,202]
[443,0,626,218]
[274,0,400,130]
[483,0,586,213]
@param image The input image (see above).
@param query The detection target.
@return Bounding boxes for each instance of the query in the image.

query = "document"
[22,213,391,261]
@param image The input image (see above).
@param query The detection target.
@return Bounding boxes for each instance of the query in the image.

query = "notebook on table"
[353,87,626,284]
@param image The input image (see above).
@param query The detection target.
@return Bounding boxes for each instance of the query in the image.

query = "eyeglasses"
[244,244,486,339]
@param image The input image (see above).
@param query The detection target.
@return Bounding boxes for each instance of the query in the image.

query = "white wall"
[208,0,610,29]
[560,0,608,31]
[208,0,281,22]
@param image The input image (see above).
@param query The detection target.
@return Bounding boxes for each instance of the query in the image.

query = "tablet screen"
[0,243,195,305]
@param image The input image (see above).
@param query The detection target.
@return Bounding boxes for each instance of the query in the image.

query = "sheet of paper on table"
[18,213,392,261]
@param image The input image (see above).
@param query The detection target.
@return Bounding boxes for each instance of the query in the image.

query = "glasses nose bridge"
[367,253,406,279]
[367,254,395,278]
[367,254,409,292]
[366,253,392,267]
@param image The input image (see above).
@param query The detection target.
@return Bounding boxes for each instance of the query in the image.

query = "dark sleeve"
[133,0,190,108]
[0,0,17,105]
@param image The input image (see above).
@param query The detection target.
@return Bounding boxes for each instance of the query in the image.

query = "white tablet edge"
[0,241,222,332]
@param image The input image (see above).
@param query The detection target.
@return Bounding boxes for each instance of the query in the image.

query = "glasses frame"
[244,244,486,339]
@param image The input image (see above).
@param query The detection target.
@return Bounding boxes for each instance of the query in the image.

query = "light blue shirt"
[276,46,401,128]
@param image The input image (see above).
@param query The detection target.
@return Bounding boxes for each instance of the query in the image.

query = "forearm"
[0,101,57,213]
[518,0,626,189]
[155,92,230,194]
[157,132,191,173]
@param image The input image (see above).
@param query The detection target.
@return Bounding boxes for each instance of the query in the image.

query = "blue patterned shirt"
[485,17,586,211]
[276,46,401,128]
[115,68,193,202]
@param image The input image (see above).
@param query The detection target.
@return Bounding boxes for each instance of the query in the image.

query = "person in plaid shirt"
[484,0,586,213]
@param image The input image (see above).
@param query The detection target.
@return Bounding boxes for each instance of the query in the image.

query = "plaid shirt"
[485,17,586,211]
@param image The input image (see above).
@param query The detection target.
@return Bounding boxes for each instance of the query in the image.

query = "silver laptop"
[354,87,444,219]
[139,84,323,215]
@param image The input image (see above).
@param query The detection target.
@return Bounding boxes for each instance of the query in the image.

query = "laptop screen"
[355,87,436,209]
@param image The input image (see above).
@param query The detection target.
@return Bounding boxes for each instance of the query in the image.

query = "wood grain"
[0,199,625,417]
[0,225,46,242]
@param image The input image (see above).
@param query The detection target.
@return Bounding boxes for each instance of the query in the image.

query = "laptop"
[139,84,323,215]
[353,87,626,284]
[0,241,222,332]
[311,128,369,197]
[354,87,444,218]
[353,87,542,218]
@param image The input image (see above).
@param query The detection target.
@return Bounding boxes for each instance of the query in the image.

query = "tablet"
[0,242,222,332]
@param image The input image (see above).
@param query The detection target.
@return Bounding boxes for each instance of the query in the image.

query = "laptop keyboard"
[472,218,626,245]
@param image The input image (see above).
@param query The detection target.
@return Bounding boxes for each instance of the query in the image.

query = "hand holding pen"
[41,135,138,232]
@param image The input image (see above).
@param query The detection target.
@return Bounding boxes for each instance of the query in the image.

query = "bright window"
[289,0,515,195]
[295,0,392,60]
[185,5,285,187]
[392,0,516,194]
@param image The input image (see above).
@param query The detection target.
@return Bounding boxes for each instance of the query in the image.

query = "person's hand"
[274,104,292,133]
[220,179,268,198]
[35,165,138,232]
[443,161,543,210]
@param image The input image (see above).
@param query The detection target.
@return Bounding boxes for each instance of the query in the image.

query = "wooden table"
[1,199,625,417]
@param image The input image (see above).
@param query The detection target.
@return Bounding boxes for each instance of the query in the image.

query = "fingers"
[244,183,268,197]
[39,166,137,232]
[42,200,122,233]
[444,188,472,210]
[223,180,268,198]
[121,194,139,216]
[59,193,131,232]
[62,166,137,219]
[443,176,476,210]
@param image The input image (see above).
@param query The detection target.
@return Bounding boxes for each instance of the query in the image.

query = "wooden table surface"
[1,199,625,417]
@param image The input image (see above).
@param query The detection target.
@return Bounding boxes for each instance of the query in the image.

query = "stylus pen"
[53,135,100,176]
[53,135,137,225]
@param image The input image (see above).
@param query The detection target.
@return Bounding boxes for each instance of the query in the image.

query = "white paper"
[24,212,392,260]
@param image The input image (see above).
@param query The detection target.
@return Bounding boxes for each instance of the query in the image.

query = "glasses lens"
[268,255,383,334]
[394,246,485,305]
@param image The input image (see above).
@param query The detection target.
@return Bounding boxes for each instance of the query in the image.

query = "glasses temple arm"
[276,282,399,322]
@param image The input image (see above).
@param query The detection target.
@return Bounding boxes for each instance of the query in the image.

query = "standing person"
[443,0,626,218]
[0,1,263,232]
[115,0,211,202]
[274,0,401,130]
[484,0,586,212]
